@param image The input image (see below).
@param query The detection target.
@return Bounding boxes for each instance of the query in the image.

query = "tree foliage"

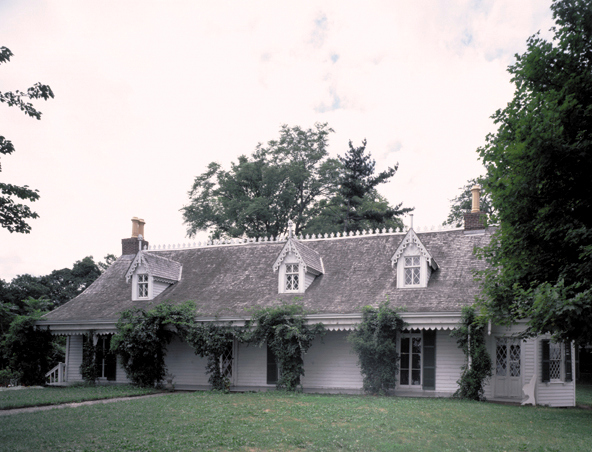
[111,301,196,387]
[1,46,54,233]
[305,140,412,234]
[347,301,407,395]
[244,304,325,391]
[1,298,60,386]
[443,178,497,228]
[477,0,592,344]
[450,307,492,401]
[182,123,341,239]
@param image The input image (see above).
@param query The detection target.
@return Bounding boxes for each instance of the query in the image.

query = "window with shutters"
[541,339,572,383]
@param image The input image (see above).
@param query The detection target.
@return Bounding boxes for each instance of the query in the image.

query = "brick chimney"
[464,185,487,231]
[121,217,149,255]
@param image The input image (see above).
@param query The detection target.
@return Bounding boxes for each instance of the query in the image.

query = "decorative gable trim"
[273,239,324,274]
[391,229,438,271]
[125,252,145,282]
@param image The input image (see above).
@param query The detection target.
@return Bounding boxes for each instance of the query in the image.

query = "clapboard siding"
[301,331,363,390]
[536,339,575,407]
[434,330,464,394]
[164,336,209,387]
[304,273,316,291]
[235,342,269,386]
[153,280,170,297]
[66,335,84,382]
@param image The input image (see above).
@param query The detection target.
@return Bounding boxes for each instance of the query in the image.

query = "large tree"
[1,46,53,233]
[182,123,341,239]
[477,0,592,344]
[306,139,412,234]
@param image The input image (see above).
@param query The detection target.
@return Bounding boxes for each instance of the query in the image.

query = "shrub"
[348,301,407,395]
[1,311,56,386]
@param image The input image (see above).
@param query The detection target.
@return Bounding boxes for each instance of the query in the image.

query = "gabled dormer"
[125,251,182,300]
[391,229,438,288]
[273,222,324,294]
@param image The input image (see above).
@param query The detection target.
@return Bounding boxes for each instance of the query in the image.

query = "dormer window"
[137,274,149,298]
[126,251,182,301]
[273,230,324,295]
[391,229,438,289]
[285,264,300,291]
[404,256,421,286]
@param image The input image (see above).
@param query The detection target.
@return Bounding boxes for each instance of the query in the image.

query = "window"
[219,342,233,381]
[137,274,149,298]
[404,256,421,286]
[542,339,572,383]
[285,264,299,291]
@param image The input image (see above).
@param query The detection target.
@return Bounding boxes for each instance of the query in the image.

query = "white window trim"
[278,254,304,294]
[396,244,429,288]
[132,268,153,301]
[398,331,423,388]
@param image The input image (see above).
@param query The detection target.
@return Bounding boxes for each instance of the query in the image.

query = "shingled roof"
[42,228,492,323]
[125,251,182,283]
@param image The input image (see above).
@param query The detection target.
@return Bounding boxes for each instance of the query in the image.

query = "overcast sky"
[1,1,554,281]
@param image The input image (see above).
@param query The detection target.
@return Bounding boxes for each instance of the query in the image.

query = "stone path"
[0,392,169,416]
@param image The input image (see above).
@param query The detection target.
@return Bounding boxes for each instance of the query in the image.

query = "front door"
[494,337,521,398]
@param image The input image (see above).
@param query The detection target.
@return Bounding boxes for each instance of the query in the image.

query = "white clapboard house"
[38,188,576,407]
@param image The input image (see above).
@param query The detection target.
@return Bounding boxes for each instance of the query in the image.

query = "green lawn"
[576,383,592,407]
[1,391,591,451]
[0,384,158,410]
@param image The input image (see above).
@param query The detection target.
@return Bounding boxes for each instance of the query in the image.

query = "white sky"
[1,0,554,281]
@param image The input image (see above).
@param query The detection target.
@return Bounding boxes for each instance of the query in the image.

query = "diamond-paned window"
[285,264,299,291]
[549,342,562,380]
[496,338,507,376]
[404,256,421,285]
[219,342,233,380]
[509,343,521,377]
[137,274,148,298]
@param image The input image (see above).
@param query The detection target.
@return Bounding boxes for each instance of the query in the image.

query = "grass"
[576,383,592,407]
[0,384,158,410]
[1,391,591,451]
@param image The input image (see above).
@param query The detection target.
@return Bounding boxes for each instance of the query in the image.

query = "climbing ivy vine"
[245,304,325,391]
[80,331,99,383]
[185,322,243,391]
[348,301,407,395]
[450,306,492,401]
[111,301,196,387]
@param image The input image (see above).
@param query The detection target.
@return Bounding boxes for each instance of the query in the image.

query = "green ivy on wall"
[450,306,493,401]
[348,301,407,395]
[244,303,325,391]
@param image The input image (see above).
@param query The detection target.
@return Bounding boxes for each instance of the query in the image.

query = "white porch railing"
[46,362,66,385]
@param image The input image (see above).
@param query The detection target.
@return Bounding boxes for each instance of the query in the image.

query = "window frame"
[284,263,300,292]
[137,273,149,299]
[404,256,421,286]
[399,331,423,388]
